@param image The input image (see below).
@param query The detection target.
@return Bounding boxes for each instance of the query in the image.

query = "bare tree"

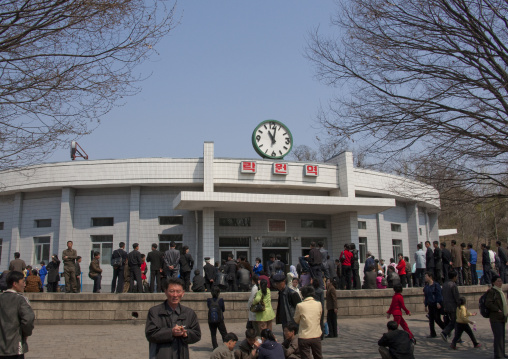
[307,0,508,201]
[0,0,176,169]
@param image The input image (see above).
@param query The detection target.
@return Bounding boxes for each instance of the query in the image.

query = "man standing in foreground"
[62,240,78,293]
[145,278,201,358]
[0,271,35,358]
[274,273,301,329]
[378,321,414,359]
[294,286,322,359]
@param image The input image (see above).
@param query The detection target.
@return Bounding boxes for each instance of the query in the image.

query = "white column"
[9,192,23,255]
[128,186,140,248]
[406,202,419,254]
[204,142,214,193]
[57,188,76,256]
[202,208,215,264]
[337,152,355,198]
[330,212,359,254]
[428,212,439,243]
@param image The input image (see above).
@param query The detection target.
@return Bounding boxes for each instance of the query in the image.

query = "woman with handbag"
[252,279,275,334]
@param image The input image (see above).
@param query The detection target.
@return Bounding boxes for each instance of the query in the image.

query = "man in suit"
[146,243,163,293]
[433,241,443,284]
[440,243,452,283]
[203,257,216,291]
[482,243,492,285]
[128,243,143,293]
[425,241,435,274]
[111,242,128,293]
[496,240,508,283]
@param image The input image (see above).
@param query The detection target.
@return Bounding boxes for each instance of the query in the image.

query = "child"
[450,297,481,349]
[387,283,415,344]
[376,270,387,289]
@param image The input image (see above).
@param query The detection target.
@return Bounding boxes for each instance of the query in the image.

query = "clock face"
[252,120,293,159]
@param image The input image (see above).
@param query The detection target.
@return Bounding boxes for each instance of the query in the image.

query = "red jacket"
[340,250,353,266]
[396,259,406,275]
[387,292,410,316]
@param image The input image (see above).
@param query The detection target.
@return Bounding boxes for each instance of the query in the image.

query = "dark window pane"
[92,217,114,226]
[0,222,4,230]
[391,224,402,232]
[301,219,327,228]
[35,219,52,228]
[219,218,251,227]
[91,235,113,242]
[219,237,250,247]
[358,221,367,230]
[262,237,290,247]
[159,216,183,225]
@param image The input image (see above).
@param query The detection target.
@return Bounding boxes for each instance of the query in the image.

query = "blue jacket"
[470,249,477,265]
[364,256,375,273]
[423,282,443,307]
[258,340,284,359]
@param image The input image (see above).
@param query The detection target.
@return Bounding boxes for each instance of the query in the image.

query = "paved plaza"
[26,313,497,358]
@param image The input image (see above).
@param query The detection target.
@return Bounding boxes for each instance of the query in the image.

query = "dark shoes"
[440,332,448,342]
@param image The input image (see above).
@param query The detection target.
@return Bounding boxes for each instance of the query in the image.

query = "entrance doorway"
[261,237,291,273]
[219,237,250,264]
[220,249,250,264]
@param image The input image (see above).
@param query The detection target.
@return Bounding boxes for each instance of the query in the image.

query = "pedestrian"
[252,278,276,334]
[387,266,400,288]
[225,253,238,292]
[89,251,102,293]
[441,270,460,342]
[482,243,492,285]
[339,244,353,290]
[423,272,444,338]
[396,254,407,288]
[486,274,508,359]
[247,274,260,334]
[204,257,216,291]
[497,241,508,283]
[145,278,201,358]
[312,279,325,339]
[75,256,82,292]
[425,241,435,274]
[8,252,26,273]
[274,273,301,329]
[441,242,452,282]
[386,284,414,344]
[25,269,42,293]
[377,270,387,289]
[289,277,301,297]
[450,296,481,349]
[208,286,228,350]
[414,244,425,287]
[128,243,143,293]
[39,261,47,292]
[234,328,261,359]
[325,278,338,338]
[258,329,285,359]
[192,269,206,292]
[378,321,415,359]
[282,322,300,359]
[461,243,472,286]
[362,265,377,289]
[62,240,78,293]
[146,243,163,293]
[163,241,180,279]
[179,245,194,292]
[433,241,443,285]
[253,257,263,277]
[350,243,361,290]
[111,242,128,294]
[364,252,375,276]
[404,257,412,288]
[306,243,324,289]
[237,263,251,292]
[210,332,238,359]
[450,240,463,285]
[294,285,322,359]
[468,243,478,285]
[0,271,35,357]
[46,254,60,292]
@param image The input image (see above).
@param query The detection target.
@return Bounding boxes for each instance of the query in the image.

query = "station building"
[0,142,440,291]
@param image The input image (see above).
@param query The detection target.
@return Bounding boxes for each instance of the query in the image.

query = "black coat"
[192,275,206,292]
[482,248,491,265]
[276,286,301,326]
[203,263,215,282]
[441,248,452,265]
[225,260,237,281]
[426,247,435,269]
[128,250,142,267]
[378,330,415,359]
[179,253,194,273]
[433,247,442,267]
[47,259,61,282]
[145,302,201,359]
[147,250,164,271]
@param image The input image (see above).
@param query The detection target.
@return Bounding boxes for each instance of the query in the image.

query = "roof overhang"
[174,191,396,215]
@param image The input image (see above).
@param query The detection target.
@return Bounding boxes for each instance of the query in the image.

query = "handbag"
[250,294,265,313]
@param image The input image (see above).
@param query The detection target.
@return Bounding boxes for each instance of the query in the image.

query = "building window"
[268,219,286,232]
[359,237,367,263]
[35,219,52,228]
[91,235,113,265]
[159,234,183,252]
[219,218,251,226]
[91,217,114,227]
[301,219,327,229]
[419,228,423,236]
[219,237,250,247]
[159,216,183,225]
[358,221,367,230]
[392,239,403,260]
[34,237,51,265]
[391,223,402,232]
[0,222,4,230]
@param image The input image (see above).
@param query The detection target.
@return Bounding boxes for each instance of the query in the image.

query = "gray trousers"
[490,321,506,359]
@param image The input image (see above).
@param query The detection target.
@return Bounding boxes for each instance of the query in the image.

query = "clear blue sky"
[48,1,339,162]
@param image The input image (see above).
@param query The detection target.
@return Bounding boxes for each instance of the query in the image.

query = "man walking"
[423,272,445,338]
[294,285,322,359]
[163,241,180,279]
[8,252,26,273]
[128,243,143,293]
[62,240,78,293]
[111,242,128,293]
[0,271,35,358]
[433,241,443,285]
[441,271,460,342]
[146,243,163,293]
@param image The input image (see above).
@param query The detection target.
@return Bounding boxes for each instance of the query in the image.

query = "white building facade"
[0,142,440,291]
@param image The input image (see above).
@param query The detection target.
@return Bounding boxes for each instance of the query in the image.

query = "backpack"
[111,250,123,268]
[479,290,490,318]
[208,298,222,324]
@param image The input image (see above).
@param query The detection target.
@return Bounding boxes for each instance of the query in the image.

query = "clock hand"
[272,127,277,144]
[267,131,274,142]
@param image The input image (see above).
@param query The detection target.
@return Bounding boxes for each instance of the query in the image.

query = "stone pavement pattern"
[26,314,496,358]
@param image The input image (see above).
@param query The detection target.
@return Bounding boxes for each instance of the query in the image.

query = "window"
[359,237,367,263]
[159,216,183,225]
[159,234,183,252]
[391,223,402,232]
[392,239,403,260]
[219,217,251,226]
[35,219,52,228]
[91,217,114,226]
[262,237,290,247]
[358,221,367,230]
[34,237,50,264]
[419,228,423,236]
[0,222,4,230]
[301,219,327,229]
[91,235,113,265]
[268,219,286,232]
[219,237,250,247]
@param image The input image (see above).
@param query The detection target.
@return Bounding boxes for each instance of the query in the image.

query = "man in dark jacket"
[46,254,61,292]
[237,264,251,292]
[433,241,443,285]
[234,328,260,359]
[8,252,26,273]
[111,242,128,293]
[179,246,194,292]
[440,270,460,341]
[378,321,414,359]
[145,277,201,359]
[425,241,435,273]
[423,272,444,338]
[274,273,301,328]
[146,243,163,293]
[191,269,206,292]
[482,243,492,285]
[225,253,238,292]
[128,243,143,293]
[461,243,472,286]
[0,271,35,357]
[306,242,323,289]
[486,274,507,359]
[203,257,216,291]
[440,243,452,283]
[496,241,508,283]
